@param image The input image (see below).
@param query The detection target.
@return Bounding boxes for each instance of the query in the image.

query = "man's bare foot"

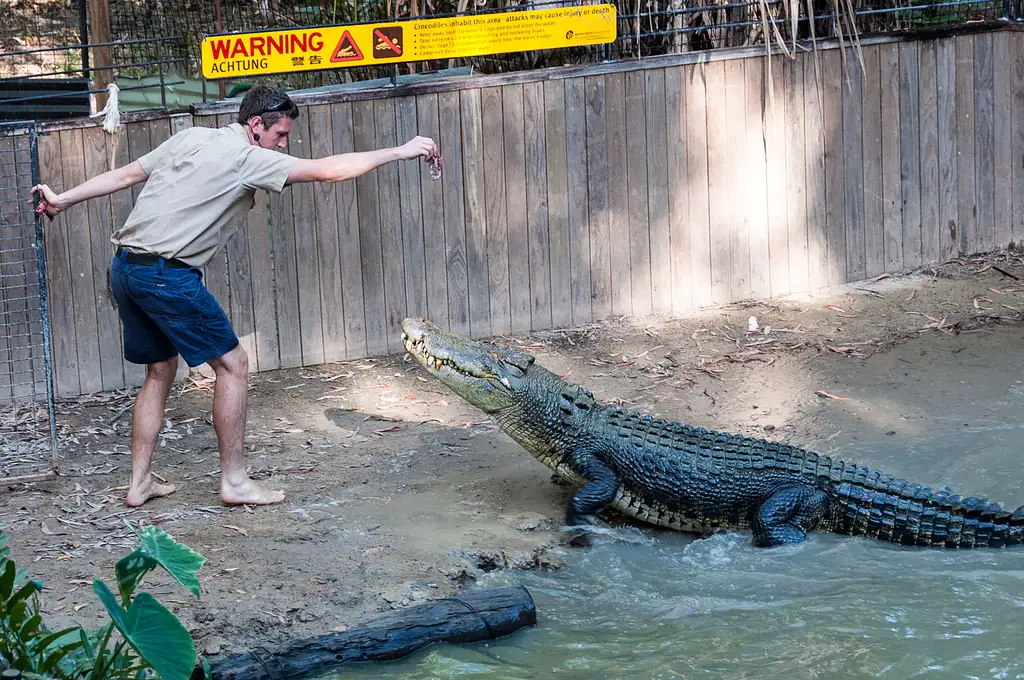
[125,481,177,507]
[221,478,285,506]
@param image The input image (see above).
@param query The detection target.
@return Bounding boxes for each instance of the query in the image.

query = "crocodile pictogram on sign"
[330,30,363,62]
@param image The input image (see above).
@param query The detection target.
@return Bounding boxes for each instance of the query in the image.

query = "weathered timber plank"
[880,43,904,272]
[822,50,846,287]
[974,31,996,253]
[765,57,790,297]
[705,60,730,303]
[744,57,770,298]
[584,75,611,320]
[333,101,368,358]
[481,86,512,336]
[785,54,810,294]
[645,68,671,314]
[604,73,631,316]
[502,84,532,332]
[565,77,593,325]
[804,52,829,289]
[415,94,449,333]
[664,65,691,312]
[1013,35,1024,245]
[900,41,923,268]
[543,80,572,328]
[523,82,552,328]
[724,59,751,298]
[375,98,409,351]
[920,42,942,264]
[396,96,428,324]
[993,32,1012,249]
[438,91,470,336]
[861,45,885,278]
[955,35,977,256]
[460,90,490,339]
[352,100,388,354]
[309,104,345,363]
[842,50,866,282]
[685,63,713,306]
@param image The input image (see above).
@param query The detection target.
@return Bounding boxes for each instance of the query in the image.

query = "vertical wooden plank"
[1013,36,1024,246]
[267,129,302,369]
[333,101,368,357]
[460,90,490,339]
[804,54,829,289]
[584,76,612,319]
[396,96,428,323]
[956,35,977,257]
[624,71,652,316]
[935,38,957,267]
[725,60,751,298]
[61,128,103,394]
[375,98,408,352]
[286,110,324,364]
[823,50,847,287]
[843,51,866,282]
[81,126,124,391]
[523,82,552,328]
[861,45,884,278]
[880,43,903,273]
[765,58,790,297]
[502,85,532,332]
[745,57,770,298]
[565,78,593,325]
[415,94,448,333]
[900,42,923,268]
[645,69,671,314]
[785,55,809,294]
[438,91,470,336]
[310,104,345,363]
[665,66,692,312]
[974,32,996,253]
[920,42,941,264]
[38,132,78,396]
[685,64,712,306]
[481,86,511,336]
[604,73,631,316]
[544,80,572,328]
[993,32,1012,249]
[352,100,388,354]
[706,61,730,303]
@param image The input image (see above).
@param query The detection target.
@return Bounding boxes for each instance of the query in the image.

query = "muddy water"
[331,326,1024,679]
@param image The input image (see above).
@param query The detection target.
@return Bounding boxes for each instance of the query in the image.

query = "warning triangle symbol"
[330,30,363,63]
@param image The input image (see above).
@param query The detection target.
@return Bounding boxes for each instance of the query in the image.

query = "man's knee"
[210,345,248,378]
[146,356,179,384]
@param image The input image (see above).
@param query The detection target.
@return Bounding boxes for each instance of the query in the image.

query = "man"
[30,85,439,508]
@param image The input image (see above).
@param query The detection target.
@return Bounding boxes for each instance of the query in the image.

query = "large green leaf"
[115,525,206,602]
[94,580,197,680]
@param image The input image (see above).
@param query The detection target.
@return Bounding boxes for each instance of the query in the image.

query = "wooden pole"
[88,0,113,113]
[194,586,538,680]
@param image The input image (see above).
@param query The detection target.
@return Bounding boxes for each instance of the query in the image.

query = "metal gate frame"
[0,120,58,484]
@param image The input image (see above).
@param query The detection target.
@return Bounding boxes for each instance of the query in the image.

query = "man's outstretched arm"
[30,160,150,219]
[284,135,438,185]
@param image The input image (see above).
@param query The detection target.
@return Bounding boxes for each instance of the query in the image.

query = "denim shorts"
[109,249,239,367]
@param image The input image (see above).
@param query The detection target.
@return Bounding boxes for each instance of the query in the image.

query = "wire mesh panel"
[0,121,57,482]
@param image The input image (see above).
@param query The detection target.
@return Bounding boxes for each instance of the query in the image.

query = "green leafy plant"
[0,522,208,680]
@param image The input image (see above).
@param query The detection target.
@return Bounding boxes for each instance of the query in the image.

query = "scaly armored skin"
[401,317,1024,548]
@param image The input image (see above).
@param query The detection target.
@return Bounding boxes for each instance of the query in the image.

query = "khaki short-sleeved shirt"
[110,123,297,268]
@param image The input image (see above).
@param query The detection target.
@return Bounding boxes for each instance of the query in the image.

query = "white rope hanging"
[92,82,122,134]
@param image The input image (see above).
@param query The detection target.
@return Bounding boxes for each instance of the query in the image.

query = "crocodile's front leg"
[562,455,618,546]
[750,484,830,547]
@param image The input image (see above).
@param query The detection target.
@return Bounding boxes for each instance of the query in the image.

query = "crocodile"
[401,317,1024,549]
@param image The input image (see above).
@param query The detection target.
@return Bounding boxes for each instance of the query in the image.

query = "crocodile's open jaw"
[401,317,531,413]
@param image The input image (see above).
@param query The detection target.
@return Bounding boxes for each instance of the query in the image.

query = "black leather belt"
[116,246,191,269]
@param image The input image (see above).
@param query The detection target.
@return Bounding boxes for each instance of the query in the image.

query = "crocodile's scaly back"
[401,317,1024,549]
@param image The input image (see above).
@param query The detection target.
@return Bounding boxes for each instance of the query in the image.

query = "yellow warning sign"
[201,4,617,79]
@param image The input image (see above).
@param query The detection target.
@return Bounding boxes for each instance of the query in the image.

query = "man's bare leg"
[126,357,179,506]
[208,345,285,505]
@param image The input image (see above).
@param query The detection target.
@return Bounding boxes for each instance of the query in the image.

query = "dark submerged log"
[194,585,537,680]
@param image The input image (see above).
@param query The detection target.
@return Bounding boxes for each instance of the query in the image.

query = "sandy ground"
[2,249,1024,659]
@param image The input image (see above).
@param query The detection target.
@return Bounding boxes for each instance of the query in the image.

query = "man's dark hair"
[237,85,299,128]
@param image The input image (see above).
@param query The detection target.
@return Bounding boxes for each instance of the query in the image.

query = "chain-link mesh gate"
[0,121,57,484]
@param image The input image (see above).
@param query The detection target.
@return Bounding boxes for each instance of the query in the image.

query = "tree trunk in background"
[88,0,112,113]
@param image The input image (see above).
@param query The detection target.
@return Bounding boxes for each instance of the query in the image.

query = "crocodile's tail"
[833,479,1024,548]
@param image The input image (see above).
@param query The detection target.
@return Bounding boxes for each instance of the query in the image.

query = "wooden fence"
[31,26,1024,399]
